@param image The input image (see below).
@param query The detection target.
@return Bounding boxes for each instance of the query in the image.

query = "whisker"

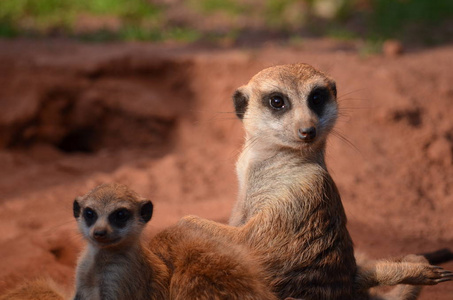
[214,111,242,114]
[337,97,368,103]
[338,104,370,110]
[201,118,244,123]
[240,135,260,158]
[331,129,362,156]
[337,88,367,99]
[42,219,76,232]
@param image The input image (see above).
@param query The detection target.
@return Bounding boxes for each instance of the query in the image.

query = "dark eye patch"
[109,208,131,228]
[308,87,331,117]
[83,207,98,227]
[233,89,248,120]
[73,200,81,218]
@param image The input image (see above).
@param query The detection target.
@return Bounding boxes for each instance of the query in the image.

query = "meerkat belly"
[241,188,358,299]
[277,243,356,299]
[248,226,357,299]
[99,257,150,300]
[74,255,102,300]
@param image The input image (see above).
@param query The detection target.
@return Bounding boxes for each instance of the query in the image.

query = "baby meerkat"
[73,183,168,300]
[180,63,452,300]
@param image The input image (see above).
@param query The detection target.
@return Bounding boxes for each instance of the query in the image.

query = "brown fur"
[150,224,278,300]
[0,278,67,300]
[2,184,278,300]
[75,183,278,300]
[73,183,168,300]
[180,64,452,299]
[357,253,452,297]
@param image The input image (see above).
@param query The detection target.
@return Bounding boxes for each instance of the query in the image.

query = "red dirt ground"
[0,39,452,299]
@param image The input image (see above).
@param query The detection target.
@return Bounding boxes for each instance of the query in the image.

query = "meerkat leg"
[181,217,453,287]
[356,254,452,289]
[181,215,453,300]
[368,285,422,300]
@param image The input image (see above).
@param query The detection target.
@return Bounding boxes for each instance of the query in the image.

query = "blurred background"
[0,1,452,299]
[1,0,453,50]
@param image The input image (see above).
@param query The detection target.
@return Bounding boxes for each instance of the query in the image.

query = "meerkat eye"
[311,93,325,105]
[109,208,131,228]
[116,210,129,221]
[83,208,98,227]
[269,95,285,110]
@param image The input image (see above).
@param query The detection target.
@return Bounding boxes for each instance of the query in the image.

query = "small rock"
[383,40,404,57]
[427,137,453,165]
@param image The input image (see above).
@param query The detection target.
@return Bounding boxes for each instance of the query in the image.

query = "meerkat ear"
[232,86,249,120]
[73,198,82,218]
[328,80,337,98]
[140,200,153,223]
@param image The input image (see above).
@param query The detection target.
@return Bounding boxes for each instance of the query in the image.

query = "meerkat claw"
[434,278,452,283]
[440,271,453,277]
[427,267,453,284]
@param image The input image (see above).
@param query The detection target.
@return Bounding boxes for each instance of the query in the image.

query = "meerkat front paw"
[427,266,453,284]
[415,265,453,285]
[401,254,453,285]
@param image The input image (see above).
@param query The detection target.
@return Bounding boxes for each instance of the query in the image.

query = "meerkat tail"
[420,248,453,265]
[0,278,67,300]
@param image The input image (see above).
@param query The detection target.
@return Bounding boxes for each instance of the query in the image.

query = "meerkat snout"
[93,229,107,238]
[298,126,316,142]
[91,219,110,243]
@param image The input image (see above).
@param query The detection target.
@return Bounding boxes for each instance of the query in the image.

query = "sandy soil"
[0,39,452,298]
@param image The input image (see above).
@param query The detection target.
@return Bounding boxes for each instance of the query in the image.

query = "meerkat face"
[73,183,153,249]
[233,63,337,152]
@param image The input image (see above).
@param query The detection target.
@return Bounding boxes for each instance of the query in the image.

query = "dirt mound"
[0,44,194,153]
[0,39,452,298]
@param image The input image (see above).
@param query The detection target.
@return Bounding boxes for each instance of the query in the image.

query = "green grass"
[190,0,247,15]
[0,20,17,37]
[359,38,384,57]
[0,0,161,36]
[264,0,307,29]
[371,0,453,38]
[0,0,452,45]
[327,27,359,41]
[0,0,161,20]
[79,26,202,43]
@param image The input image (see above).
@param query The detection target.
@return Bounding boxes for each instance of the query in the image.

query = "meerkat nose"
[93,229,107,238]
[298,127,317,142]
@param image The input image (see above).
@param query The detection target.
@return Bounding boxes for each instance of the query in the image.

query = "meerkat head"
[233,63,337,153]
[73,183,153,249]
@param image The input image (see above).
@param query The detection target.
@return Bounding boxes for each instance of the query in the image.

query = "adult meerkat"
[180,63,452,299]
[75,183,279,300]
